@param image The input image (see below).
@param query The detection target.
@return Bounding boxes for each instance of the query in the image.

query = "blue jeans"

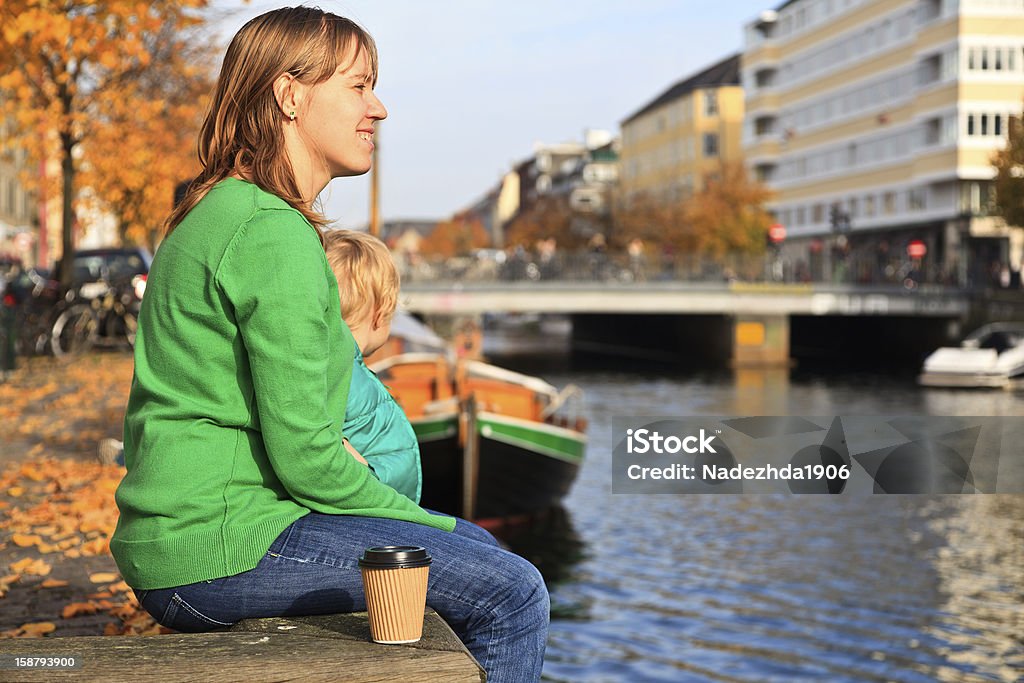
[133,512,549,683]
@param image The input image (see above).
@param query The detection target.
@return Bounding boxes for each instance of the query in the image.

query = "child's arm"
[343,438,369,466]
[362,449,420,504]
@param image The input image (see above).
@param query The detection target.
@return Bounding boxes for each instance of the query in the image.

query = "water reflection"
[498,505,587,591]
[480,329,1023,682]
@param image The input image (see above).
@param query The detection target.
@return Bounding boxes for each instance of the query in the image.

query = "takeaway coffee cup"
[359,546,432,644]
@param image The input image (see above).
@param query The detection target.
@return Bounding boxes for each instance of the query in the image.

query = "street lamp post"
[957,211,972,289]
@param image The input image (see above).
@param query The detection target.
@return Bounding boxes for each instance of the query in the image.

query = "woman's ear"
[371,307,387,330]
[273,72,301,120]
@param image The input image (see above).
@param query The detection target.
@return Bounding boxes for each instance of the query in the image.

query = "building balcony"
[744,90,781,117]
[742,43,781,70]
[744,137,782,163]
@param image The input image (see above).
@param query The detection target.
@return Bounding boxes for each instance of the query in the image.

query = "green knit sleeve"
[217,208,453,532]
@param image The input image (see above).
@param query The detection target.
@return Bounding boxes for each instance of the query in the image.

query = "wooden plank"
[0,611,485,682]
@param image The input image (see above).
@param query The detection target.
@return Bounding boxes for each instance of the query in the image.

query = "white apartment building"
[743,0,1024,284]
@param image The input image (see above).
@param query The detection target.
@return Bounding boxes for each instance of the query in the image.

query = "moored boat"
[918,322,1024,388]
[369,339,586,521]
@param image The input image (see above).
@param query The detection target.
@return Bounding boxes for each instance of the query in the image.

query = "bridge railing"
[396,250,967,288]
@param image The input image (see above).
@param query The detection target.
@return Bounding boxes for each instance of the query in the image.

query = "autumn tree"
[993,114,1024,228]
[612,164,772,256]
[79,21,218,250]
[423,213,490,258]
[681,162,774,257]
[0,1,210,284]
[504,195,574,248]
[612,190,688,251]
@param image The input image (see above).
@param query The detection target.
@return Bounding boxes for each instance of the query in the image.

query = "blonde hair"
[323,230,399,324]
[164,6,379,238]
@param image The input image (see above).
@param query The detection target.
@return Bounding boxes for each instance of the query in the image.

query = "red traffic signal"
[768,224,786,243]
[907,240,927,259]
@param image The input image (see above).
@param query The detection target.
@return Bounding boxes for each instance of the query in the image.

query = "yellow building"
[743,0,1024,284]
[620,54,745,203]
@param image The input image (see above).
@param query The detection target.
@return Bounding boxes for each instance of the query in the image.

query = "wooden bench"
[0,610,485,682]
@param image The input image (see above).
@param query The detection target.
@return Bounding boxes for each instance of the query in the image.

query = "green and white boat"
[371,351,586,521]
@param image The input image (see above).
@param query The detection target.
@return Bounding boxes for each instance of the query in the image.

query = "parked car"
[66,247,152,300]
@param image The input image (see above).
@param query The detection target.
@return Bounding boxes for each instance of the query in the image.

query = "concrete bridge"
[401,281,973,366]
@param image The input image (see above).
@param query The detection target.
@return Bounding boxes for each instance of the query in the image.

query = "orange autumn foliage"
[0,1,215,270]
[424,214,491,257]
[613,162,774,256]
[0,355,171,638]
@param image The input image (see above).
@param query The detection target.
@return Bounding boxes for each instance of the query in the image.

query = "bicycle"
[50,278,141,357]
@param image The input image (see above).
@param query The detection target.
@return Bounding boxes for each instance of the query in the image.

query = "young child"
[323,229,421,503]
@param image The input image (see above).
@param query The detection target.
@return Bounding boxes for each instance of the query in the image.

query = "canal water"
[484,324,1024,683]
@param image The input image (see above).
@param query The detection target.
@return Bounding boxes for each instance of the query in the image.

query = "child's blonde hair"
[323,230,399,324]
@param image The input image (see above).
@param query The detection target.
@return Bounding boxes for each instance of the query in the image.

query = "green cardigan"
[111,178,454,590]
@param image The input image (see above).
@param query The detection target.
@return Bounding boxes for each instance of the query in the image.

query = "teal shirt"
[111,178,453,590]
[344,343,422,504]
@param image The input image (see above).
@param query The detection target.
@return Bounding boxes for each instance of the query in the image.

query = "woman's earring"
[289,111,296,121]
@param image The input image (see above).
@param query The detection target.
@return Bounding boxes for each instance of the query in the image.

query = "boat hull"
[412,411,585,520]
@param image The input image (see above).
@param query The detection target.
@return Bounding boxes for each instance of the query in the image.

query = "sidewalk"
[0,353,165,638]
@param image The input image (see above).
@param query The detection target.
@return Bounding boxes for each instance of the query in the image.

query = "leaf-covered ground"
[0,353,167,637]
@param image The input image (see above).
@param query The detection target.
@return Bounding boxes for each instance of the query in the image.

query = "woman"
[111,8,548,682]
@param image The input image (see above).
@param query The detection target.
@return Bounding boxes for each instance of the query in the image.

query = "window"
[981,48,989,70]
[865,195,876,217]
[704,90,718,117]
[995,49,1003,71]
[981,114,989,136]
[967,114,975,136]
[968,48,976,70]
[909,188,926,211]
[994,114,1003,137]
[1009,48,1016,72]
[702,133,719,157]
[813,204,825,223]
[884,192,896,214]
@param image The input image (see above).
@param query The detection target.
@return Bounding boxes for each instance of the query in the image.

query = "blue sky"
[210,1,773,228]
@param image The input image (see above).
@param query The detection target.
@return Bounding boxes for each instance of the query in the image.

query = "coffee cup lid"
[359,546,432,569]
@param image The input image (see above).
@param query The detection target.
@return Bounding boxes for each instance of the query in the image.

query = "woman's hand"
[343,438,369,466]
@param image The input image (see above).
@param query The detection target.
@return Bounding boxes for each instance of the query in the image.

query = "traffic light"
[830,203,851,233]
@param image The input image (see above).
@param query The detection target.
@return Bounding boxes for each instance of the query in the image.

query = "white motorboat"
[918,323,1024,388]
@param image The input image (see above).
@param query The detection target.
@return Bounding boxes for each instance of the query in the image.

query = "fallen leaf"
[39,579,69,588]
[15,559,52,576]
[62,602,100,619]
[7,486,24,497]
[19,622,57,637]
[89,572,119,584]
[12,534,44,547]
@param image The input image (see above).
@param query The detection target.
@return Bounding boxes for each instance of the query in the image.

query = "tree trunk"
[60,131,75,288]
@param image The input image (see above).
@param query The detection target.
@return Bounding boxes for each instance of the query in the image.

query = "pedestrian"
[110,8,548,682]
[322,229,420,502]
